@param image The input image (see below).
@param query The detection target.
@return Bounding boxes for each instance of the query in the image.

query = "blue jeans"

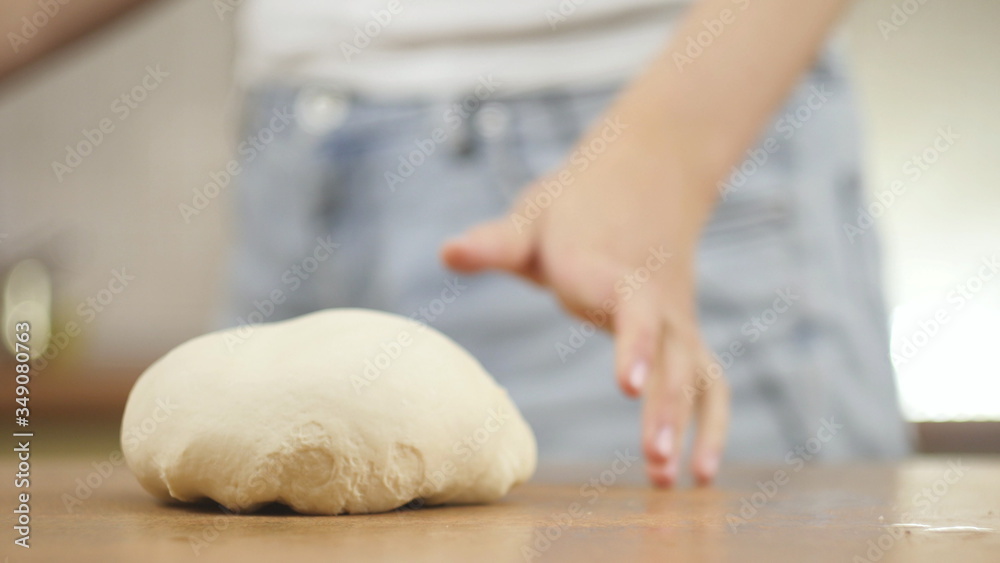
[222,55,911,464]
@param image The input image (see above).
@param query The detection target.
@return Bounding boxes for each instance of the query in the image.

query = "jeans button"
[473,103,511,140]
[294,87,350,135]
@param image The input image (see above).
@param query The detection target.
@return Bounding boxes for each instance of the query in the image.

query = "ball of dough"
[121,308,536,514]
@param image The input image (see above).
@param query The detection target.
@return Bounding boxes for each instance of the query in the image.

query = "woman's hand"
[442,0,851,485]
[441,113,729,487]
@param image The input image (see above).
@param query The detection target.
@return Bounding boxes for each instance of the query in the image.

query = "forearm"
[613,0,852,197]
[1,0,160,81]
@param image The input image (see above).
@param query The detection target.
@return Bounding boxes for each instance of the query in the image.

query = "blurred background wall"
[846,0,1000,423]
[0,0,236,368]
[0,0,997,430]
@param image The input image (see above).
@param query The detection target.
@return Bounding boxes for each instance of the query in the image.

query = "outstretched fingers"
[641,329,694,488]
[691,351,729,485]
[613,293,661,398]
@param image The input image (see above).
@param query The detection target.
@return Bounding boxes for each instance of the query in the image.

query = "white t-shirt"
[235,0,688,98]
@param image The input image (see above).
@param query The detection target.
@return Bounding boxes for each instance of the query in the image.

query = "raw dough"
[121,308,536,514]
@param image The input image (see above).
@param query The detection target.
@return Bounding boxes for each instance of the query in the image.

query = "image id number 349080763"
[13,321,33,549]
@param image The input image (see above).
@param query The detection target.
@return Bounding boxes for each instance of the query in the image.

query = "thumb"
[441,217,536,277]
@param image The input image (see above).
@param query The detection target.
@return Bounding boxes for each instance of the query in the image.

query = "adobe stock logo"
[554,246,672,362]
[878,0,936,40]
[726,418,843,533]
[51,65,170,182]
[672,0,751,71]
[842,127,958,243]
[339,1,404,63]
[7,0,72,53]
[509,116,628,234]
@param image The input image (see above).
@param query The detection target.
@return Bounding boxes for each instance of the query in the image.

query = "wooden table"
[3,455,999,562]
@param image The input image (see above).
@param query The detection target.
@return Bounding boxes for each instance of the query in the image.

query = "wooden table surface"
[3,455,999,562]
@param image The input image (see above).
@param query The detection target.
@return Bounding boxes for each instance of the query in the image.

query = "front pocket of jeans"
[697,192,803,318]
[702,195,792,252]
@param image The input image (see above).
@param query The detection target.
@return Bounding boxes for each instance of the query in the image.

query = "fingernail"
[629,361,648,392]
[655,427,673,459]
